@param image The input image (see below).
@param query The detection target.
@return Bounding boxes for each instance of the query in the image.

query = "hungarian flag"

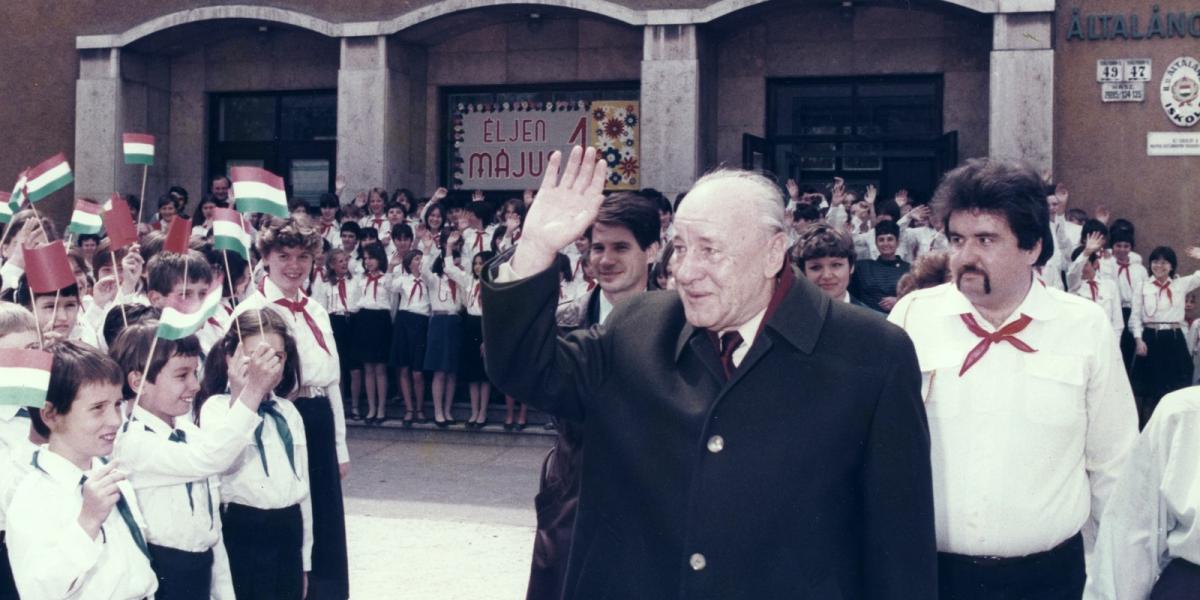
[22,241,75,294]
[162,217,192,254]
[157,285,222,340]
[0,349,53,408]
[66,199,103,235]
[0,192,11,225]
[212,208,252,259]
[102,194,139,250]
[230,166,288,218]
[122,133,155,166]
[25,153,72,203]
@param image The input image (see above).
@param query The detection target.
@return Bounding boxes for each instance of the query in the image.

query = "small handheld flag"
[212,208,252,259]
[157,286,223,340]
[230,167,288,218]
[66,199,104,235]
[0,349,53,408]
[22,241,75,294]
[25,154,73,203]
[162,217,192,254]
[102,194,139,250]
[122,133,155,166]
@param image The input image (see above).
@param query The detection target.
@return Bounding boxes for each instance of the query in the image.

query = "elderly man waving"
[483,146,937,600]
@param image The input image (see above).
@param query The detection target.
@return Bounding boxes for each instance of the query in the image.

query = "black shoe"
[515,422,527,432]
[416,413,428,424]
[403,412,414,427]
[435,419,448,429]
[476,419,488,429]
[504,421,515,431]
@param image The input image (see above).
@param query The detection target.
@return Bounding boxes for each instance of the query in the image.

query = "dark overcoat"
[483,264,937,600]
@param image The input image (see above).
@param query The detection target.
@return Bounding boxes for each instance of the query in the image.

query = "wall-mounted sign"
[450,100,640,191]
[1096,58,1153,83]
[1147,132,1200,156]
[1103,82,1146,102]
[1160,57,1200,127]
[1068,7,1200,41]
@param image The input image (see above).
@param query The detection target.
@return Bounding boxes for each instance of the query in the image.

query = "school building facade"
[2,0,1197,255]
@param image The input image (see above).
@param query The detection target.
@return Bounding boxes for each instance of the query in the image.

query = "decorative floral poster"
[452,100,639,191]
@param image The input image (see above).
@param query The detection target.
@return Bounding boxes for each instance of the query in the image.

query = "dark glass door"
[209,90,337,206]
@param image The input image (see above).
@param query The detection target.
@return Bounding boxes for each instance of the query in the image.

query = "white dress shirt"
[426,271,462,313]
[889,280,1138,557]
[199,393,313,571]
[232,277,349,463]
[354,271,393,311]
[1085,387,1200,599]
[315,220,341,249]
[1073,277,1124,336]
[358,214,389,238]
[462,225,497,267]
[1129,273,1200,338]
[9,449,158,600]
[115,406,251,599]
[392,272,432,316]
[445,262,483,316]
[313,274,362,316]
[1107,258,1148,308]
[0,410,34,533]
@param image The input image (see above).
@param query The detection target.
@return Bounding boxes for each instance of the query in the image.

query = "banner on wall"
[452,100,639,191]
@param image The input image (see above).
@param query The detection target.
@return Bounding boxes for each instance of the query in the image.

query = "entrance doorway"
[208,90,337,206]
[748,76,957,204]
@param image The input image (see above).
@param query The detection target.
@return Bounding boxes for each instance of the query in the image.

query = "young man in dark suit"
[484,147,937,600]
[530,191,659,600]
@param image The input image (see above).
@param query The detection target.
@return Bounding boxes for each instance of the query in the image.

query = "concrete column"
[75,48,122,202]
[640,25,710,196]
[337,36,427,198]
[989,12,1054,173]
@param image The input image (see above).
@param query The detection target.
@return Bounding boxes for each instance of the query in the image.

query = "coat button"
[689,553,707,571]
[707,435,724,453]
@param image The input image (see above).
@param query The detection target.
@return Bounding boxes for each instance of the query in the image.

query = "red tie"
[472,282,481,307]
[1155,279,1173,304]
[1117,261,1131,286]
[373,217,384,229]
[206,317,221,328]
[473,231,484,251]
[366,274,383,300]
[335,276,348,309]
[272,295,331,355]
[718,331,743,379]
[958,313,1037,377]
[409,280,424,302]
[1088,280,1099,301]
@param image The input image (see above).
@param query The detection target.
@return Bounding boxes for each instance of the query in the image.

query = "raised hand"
[831,177,846,206]
[1186,246,1200,261]
[431,187,449,203]
[786,179,800,200]
[1084,231,1105,257]
[865,184,878,204]
[237,342,284,411]
[78,462,124,539]
[472,190,485,203]
[1095,205,1111,225]
[335,175,346,193]
[509,146,608,277]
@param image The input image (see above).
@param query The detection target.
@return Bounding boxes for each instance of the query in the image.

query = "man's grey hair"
[685,168,786,235]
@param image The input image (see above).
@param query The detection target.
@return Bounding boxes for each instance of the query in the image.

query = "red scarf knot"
[958,313,1037,377]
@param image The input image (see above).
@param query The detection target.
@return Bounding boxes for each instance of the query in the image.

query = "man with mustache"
[889,159,1138,599]
[532,191,660,600]
[484,146,936,599]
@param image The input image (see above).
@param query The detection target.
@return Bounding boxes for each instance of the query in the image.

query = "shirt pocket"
[919,351,964,419]
[1023,353,1087,426]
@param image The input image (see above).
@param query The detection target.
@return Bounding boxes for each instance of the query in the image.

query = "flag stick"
[129,334,159,415]
[183,259,189,302]
[49,289,60,338]
[137,164,148,226]
[0,220,17,254]
[27,291,44,350]
[111,250,128,328]
[222,250,244,345]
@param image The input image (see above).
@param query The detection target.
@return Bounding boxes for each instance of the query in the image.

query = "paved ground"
[342,427,553,599]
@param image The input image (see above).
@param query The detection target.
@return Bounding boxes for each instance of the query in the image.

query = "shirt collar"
[838,291,852,304]
[930,273,1059,325]
[130,406,175,436]
[726,308,767,345]
[32,446,101,488]
[260,275,308,303]
[598,291,614,324]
